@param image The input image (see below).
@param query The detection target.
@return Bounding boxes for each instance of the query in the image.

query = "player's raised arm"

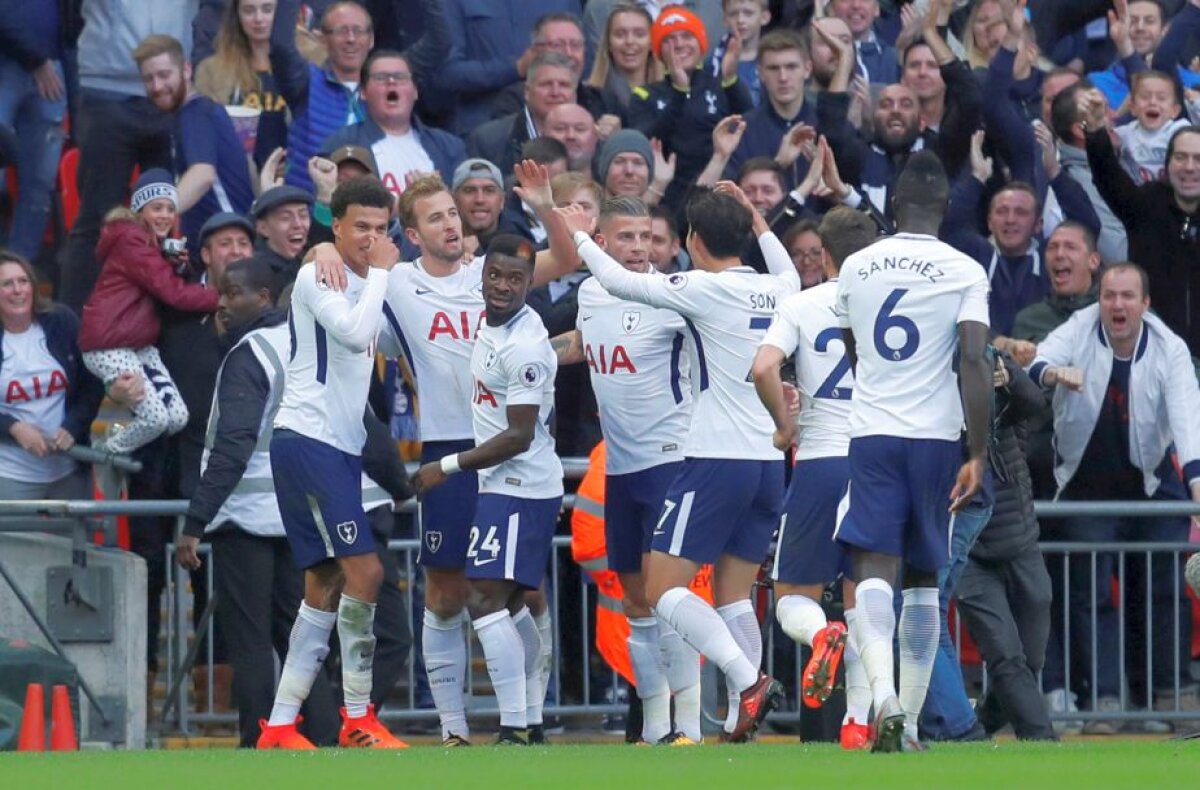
[303,238,395,352]
[514,160,581,288]
[550,329,585,365]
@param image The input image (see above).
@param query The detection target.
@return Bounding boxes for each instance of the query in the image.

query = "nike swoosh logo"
[473,557,499,566]
[415,288,434,295]
[580,315,593,321]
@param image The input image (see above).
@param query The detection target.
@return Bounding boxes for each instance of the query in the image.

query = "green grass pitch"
[3,741,1200,789]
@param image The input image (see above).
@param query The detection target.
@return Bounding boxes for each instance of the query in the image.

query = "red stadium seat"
[58,147,80,232]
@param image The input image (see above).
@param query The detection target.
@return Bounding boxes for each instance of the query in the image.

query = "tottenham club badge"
[336,520,358,544]
[622,310,641,334]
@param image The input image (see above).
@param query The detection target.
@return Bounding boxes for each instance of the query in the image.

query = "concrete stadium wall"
[0,532,146,749]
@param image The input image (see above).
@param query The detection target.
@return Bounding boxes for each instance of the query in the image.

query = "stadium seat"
[57,147,80,232]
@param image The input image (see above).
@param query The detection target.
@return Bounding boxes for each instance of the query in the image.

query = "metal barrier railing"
[3,474,1199,737]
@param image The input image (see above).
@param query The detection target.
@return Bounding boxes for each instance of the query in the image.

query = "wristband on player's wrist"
[440,454,462,475]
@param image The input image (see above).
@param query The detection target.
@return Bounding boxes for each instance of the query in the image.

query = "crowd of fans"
[2,0,1200,740]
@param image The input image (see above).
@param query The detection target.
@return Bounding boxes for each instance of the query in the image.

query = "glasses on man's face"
[369,71,412,84]
[537,38,585,52]
[326,25,371,39]
[792,248,824,261]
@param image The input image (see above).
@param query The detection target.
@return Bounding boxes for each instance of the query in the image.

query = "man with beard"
[452,159,506,258]
[133,35,254,257]
[812,22,933,224]
[251,186,314,297]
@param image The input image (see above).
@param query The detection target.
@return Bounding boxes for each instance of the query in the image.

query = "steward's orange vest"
[571,441,713,686]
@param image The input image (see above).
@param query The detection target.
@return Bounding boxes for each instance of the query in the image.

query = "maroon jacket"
[79,219,219,352]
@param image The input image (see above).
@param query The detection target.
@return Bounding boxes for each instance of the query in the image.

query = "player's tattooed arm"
[550,330,585,365]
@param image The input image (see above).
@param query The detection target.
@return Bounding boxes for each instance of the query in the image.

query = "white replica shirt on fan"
[274,262,390,454]
[383,256,486,442]
[760,280,854,461]
[0,325,74,483]
[576,276,691,475]
[575,232,796,461]
[835,232,990,441]
[372,131,436,195]
[470,305,563,498]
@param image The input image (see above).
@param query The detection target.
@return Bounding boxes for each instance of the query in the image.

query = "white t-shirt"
[576,234,794,461]
[0,324,74,482]
[372,130,435,195]
[274,263,389,454]
[835,233,990,441]
[470,305,563,498]
[577,276,691,475]
[1115,118,1190,184]
[384,257,486,442]
[761,280,853,461]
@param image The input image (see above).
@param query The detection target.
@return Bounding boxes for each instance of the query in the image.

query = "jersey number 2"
[873,288,920,361]
[813,327,852,399]
[467,525,502,564]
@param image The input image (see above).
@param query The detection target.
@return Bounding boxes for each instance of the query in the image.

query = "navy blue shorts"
[772,456,852,585]
[467,493,562,589]
[605,461,683,574]
[650,458,784,565]
[271,429,376,570]
[418,439,479,569]
[834,436,960,573]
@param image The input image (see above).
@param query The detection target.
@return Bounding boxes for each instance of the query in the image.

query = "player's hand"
[782,382,801,418]
[9,422,48,457]
[1046,366,1083,391]
[711,114,746,161]
[554,203,598,237]
[107,370,146,407]
[513,159,554,216]
[366,236,400,271]
[411,462,448,496]
[176,534,202,570]
[949,457,984,513]
[310,242,348,290]
[713,180,754,212]
[308,155,338,203]
[772,422,798,453]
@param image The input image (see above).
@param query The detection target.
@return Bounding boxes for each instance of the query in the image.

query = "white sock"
[655,587,758,692]
[512,607,545,726]
[269,603,336,725]
[338,594,377,719]
[423,609,468,740]
[717,600,762,733]
[843,608,872,724]
[534,610,553,711]
[776,594,827,648]
[852,577,899,712]
[628,616,670,742]
[899,587,939,737]
[473,610,526,728]
[659,619,702,742]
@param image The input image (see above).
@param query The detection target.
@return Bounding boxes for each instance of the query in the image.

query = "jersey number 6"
[873,288,920,362]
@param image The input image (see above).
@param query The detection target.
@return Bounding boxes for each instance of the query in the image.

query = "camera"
[161,237,187,257]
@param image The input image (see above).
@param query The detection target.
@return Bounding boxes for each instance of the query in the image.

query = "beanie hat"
[130,168,178,213]
[651,5,708,60]
[593,129,655,185]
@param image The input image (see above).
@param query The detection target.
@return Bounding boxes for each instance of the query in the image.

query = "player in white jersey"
[413,235,563,745]
[832,152,992,753]
[557,191,794,743]
[259,177,407,750]
[549,196,699,745]
[313,166,579,745]
[751,206,879,750]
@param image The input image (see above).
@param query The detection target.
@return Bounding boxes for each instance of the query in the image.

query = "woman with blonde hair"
[586,3,664,113]
[194,0,288,167]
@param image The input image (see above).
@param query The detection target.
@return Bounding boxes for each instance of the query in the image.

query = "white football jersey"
[274,263,388,454]
[577,235,793,461]
[761,281,854,461]
[470,305,563,498]
[383,257,486,441]
[577,276,691,475]
[835,233,990,441]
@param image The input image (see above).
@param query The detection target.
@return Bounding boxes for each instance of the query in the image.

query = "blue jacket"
[724,100,817,190]
[271,0,363,193]
[321,115,466,187]
[0,305,104,446]
[941,173,1101,337]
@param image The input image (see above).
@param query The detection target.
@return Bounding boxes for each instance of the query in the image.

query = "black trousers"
[211,529,340,747]
[956,544,1057,740]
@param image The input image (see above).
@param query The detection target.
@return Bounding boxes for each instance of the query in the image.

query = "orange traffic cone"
[50,685,78,751]
[17,683,45,751]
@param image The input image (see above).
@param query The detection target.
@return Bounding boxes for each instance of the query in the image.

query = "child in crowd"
[78,169,220,455]
[1115,70,1189,183]
[723,0,771,105]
